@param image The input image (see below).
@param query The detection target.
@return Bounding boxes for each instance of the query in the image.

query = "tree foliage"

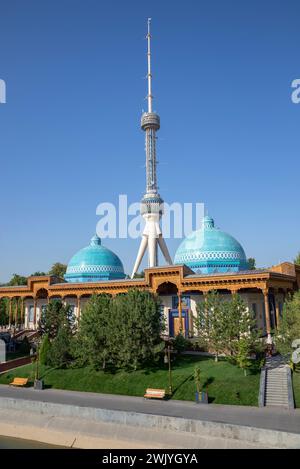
[0,298,8,325]
[48,263,67,278]
[236,339,252,376]
[195,291,227,360]
[19,336,31,355]
[74,290,164,370]
[38,300,75,367]
[48,325,73,368]
[275,291,300,356]
[39,334,51,365]
[72,294,111,369]
[294,252,300,266]
[247,258,256,270]
[38,299,74,339]
[109,290,163,369]
[7,274,27,286]
[195,291,260,361]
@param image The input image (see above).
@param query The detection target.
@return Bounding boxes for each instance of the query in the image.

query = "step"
[265,401,289,407]
[267,382,287,385]
[266,383,288,386]
[265,398,289,402]
[266,390,288,394]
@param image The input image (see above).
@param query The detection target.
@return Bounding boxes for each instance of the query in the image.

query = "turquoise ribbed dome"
[174,216,248,274]
[64,235,125,283]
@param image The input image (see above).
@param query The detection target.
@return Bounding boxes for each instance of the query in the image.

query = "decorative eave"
[0,262,297,299]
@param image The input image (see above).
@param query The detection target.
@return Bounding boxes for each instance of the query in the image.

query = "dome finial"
[90,234,101,246]
[203,215,214,229]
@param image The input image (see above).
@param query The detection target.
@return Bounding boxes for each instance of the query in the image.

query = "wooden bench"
[9,377,28,387]
[144,388,166,399]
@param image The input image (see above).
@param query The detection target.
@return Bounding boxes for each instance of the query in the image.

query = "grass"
[293,371,300,408]
[0,355,260,406]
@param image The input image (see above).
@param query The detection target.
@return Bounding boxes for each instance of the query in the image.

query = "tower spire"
[147,18,153,113]
[131,19,172,278]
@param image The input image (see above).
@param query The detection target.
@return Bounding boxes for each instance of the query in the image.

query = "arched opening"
[36,288,48,299]
[156,282,178,296]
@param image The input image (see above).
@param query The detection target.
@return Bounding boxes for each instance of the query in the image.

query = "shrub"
[172,333,189,354]
[39,334,51,365]
[19,336,31,355]
[47,326,73,368]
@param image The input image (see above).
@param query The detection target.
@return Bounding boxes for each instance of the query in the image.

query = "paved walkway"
[0,384,299,434]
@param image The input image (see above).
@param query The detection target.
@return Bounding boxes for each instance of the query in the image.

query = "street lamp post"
[164,344,172,396]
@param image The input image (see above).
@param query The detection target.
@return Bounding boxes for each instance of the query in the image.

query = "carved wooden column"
[201,291,209,335]
[33,297,37,329]
[77,296,81,320]
[188,300,193,338]
[15,297,19,325]
[274,290,280,330]
[178,292,183,334]
[9,298,12,327]
[230,288,239,296]
[21,298,24,327]
[262,288,272,342]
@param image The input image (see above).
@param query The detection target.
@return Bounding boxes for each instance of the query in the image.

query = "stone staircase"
[264,356,292,408]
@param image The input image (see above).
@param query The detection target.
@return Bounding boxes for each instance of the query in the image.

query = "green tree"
[109,289,163,369]
[0,298,8,325]
[48,325,73,368]
[294,252,300,266]
[195,291,227,361]
[19,336,31,355]
[223,294,259,357]
[48,263,67,278]
[38,299,74,339]
[247,258,256,270]
[195,292,260,360]
[173,333,189,354]
[275,291,300,356]
[236,338,252,376]
[39,334,51,365]
[7,274,27,286]
[31,271,46,276]
[73,294,112,370]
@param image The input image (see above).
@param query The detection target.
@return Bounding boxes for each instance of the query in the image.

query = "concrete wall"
[0,396,299,449]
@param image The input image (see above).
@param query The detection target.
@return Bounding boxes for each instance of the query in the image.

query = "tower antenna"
[147,18,153,113]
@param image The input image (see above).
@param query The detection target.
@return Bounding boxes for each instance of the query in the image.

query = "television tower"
[131,19,172,278]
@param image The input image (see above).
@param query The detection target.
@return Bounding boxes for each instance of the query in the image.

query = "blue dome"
[64,235,125,283]
[174,216,248,274]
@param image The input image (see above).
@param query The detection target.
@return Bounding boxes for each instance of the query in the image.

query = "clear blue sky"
[0,0,299,282]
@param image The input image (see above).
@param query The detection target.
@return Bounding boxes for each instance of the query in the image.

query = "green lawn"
[0,356,260,406]
[293,371,300,408]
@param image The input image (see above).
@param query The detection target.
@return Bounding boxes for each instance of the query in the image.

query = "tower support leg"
[131,235,148,278]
